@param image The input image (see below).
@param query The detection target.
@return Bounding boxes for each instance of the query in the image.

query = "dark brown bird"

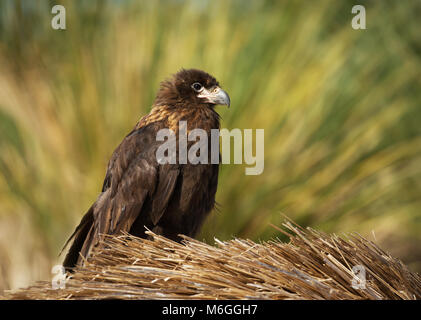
[62,69,230,270]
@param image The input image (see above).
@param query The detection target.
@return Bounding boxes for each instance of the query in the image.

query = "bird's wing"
[92,122,179,246]
[150,164,180,225]
[63,121,181,268]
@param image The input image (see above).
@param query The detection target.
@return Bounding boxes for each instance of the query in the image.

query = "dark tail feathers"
[61,206,94,272]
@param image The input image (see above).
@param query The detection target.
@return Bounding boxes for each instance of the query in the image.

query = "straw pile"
[4,220,421,300]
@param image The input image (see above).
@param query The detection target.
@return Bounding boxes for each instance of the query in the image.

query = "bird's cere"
[156,121,264,175]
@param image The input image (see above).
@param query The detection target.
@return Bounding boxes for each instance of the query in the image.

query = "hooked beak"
[198,86,230,107]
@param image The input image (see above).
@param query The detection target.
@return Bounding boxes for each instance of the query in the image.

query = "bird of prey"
[62,69,230,270]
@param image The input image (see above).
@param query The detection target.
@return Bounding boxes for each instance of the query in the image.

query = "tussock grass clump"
[5,221,421,300]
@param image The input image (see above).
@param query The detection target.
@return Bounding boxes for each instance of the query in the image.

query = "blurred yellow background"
[0,0,420,292]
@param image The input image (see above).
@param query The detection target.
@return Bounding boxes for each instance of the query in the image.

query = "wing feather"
[150,164,180,224]
[64,121,181,267]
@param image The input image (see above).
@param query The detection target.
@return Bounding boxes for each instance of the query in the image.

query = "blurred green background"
[0,0,420,291]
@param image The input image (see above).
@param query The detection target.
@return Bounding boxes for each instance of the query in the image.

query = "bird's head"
[154,69,230,108]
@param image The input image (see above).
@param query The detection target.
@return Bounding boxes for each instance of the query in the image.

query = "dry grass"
[4,220,420,300]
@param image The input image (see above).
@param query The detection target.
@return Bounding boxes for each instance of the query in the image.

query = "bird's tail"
[61,206,94,271]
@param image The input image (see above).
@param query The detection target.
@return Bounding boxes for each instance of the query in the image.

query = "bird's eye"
[192,82,204,92]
